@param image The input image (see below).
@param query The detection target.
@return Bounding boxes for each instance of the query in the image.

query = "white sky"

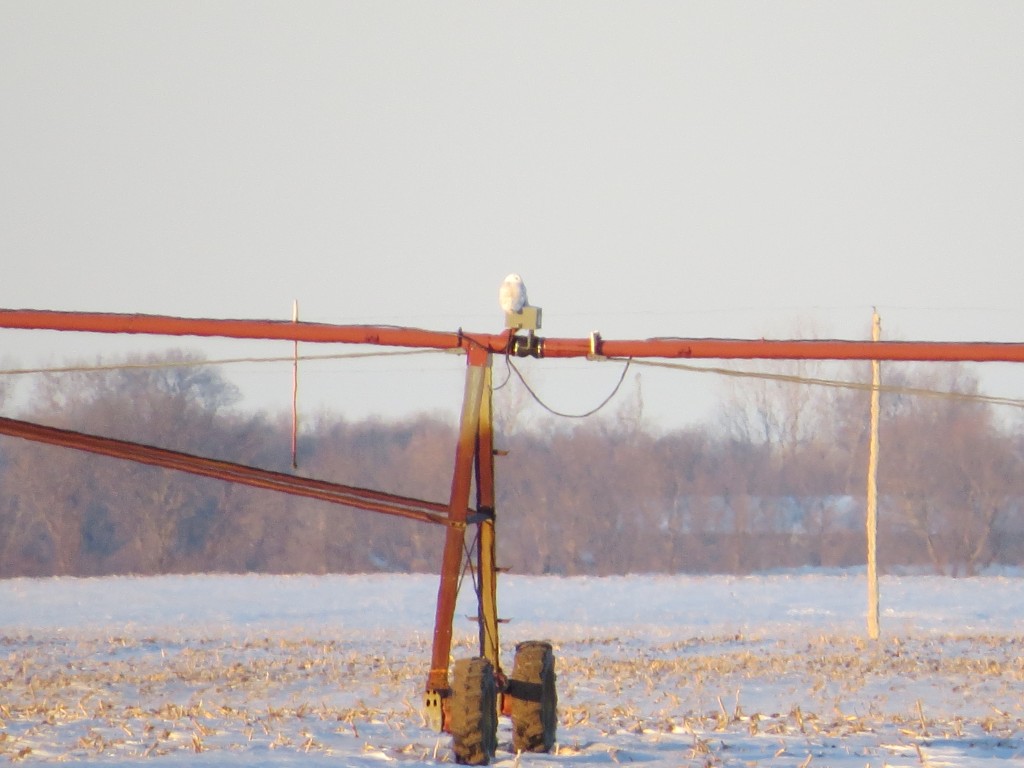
[3,2,1024,429]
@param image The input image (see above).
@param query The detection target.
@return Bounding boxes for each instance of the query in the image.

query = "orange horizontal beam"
[0,309,466,350]
[3,308,1024,363]
[544,336,1024,363]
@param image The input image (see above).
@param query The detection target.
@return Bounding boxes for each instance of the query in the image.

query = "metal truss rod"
[0,416,455,527]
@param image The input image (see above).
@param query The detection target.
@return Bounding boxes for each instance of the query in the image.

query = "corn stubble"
[1,631,1022,764]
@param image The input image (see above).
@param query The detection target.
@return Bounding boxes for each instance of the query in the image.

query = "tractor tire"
[509,640,557,753]
[449,657,498,765]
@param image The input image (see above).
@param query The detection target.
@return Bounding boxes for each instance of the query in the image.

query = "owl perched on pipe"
[499,273,528,314]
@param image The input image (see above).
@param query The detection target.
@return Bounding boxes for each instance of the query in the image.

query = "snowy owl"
[499,273,528,313]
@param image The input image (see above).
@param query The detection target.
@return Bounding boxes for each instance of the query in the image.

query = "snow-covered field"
[3,571,1024,766]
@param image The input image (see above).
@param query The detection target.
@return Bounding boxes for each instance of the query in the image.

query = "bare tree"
[881,364,1019,575]
[0,353,242,575]
[5,345,1024,578]
[714,354,868,571]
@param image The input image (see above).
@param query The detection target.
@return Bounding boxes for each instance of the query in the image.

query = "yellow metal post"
[476,362,500,671]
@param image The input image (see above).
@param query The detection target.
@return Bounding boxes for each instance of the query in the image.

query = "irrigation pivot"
[3,305,1024,764]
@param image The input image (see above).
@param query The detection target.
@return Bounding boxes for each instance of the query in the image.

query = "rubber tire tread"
[449,657,498,765]
[510,640,557,753]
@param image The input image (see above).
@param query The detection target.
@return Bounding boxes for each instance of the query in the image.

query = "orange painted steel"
[0,309,465,350]
[0,416,454,527]
[4,308,1024,362]
[427,345,490,696]
[545,336,1024,363]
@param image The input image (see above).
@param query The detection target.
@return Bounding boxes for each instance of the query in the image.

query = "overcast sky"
[3,2,1024,428]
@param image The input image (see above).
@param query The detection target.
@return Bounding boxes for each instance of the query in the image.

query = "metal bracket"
[510,333,543,358]
[423,690,444,732]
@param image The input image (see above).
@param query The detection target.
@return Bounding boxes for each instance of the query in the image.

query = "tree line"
[1,352,1023,578]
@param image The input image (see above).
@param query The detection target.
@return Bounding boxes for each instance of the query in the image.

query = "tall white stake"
[292,299,299,470]
[866,309,881,640]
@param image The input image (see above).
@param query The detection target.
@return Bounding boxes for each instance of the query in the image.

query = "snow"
[2,572,1024,766]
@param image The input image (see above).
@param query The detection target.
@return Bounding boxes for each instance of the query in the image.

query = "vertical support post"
[427,346,489,698]
[291,299,299,470]
[476,361,500,671]
[866,309,881,640]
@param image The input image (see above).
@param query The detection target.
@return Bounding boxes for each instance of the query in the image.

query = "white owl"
[499,273,528,313]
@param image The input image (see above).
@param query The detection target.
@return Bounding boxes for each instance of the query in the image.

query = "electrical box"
[504,306,542,332]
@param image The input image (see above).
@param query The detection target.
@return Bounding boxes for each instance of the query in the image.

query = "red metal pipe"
[0,309,464,350]
[0,416,454,526]
[543,336,1024,363]
[5,308,1024,362]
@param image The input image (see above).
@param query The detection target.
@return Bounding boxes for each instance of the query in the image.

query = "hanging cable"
[507,357,633,418]
[466,526,482,603]
[0,348,449,377]
[460,525,501,661]
[491,350,514,392]
[5,338,1024,409]
[630,358,1024,409]
[454,527,482,631]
